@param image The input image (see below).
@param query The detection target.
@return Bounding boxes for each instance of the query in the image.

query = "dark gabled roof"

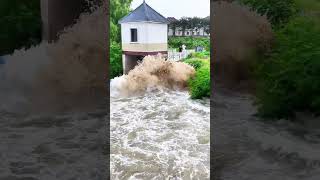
[167,17,178,23]
[119,1,169,24]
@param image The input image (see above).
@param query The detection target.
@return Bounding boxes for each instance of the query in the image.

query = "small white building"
[118,0,169,74]
[168,27,210,37]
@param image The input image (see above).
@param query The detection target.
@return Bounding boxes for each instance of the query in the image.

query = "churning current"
[110,56,210,179]
[110,89,210,179]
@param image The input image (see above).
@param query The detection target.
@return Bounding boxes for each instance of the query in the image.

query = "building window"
[130,28,137,42]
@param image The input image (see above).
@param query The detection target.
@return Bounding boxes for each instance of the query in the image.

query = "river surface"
[110,89,210,179]
[0,108,107,180]
[213,88,320,180]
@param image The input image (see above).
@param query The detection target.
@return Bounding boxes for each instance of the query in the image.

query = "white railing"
[167,49,195,61]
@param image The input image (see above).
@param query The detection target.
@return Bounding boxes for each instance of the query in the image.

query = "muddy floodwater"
[0,109,106,180]
[110,90,210,179]
[213,88,320,180]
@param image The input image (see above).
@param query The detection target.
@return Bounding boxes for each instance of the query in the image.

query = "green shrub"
[168,37,210,51]
[256,16,320,118]
[184,58,208,70]
[0,0,41,55]
[239,0,298,27]
[188,64,210,99]
[186,58,210,99]
[110,41,123,78]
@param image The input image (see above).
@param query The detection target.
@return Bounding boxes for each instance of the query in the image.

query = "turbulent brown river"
[110,89,210,179]
[109,56,210,179]
[213,88,320,180]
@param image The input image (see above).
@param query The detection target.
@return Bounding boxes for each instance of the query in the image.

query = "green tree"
[110,0,133,42]
[0,0,41,55]
[110,0,132,78]
[239,0,298,27]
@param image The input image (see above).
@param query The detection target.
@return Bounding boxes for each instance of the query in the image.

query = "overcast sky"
[130,0,210,19]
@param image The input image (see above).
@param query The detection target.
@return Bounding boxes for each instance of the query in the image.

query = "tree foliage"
[110,0,132,42]
[169,16,210,36]
[110,0,132,78]
[168,37,210,50]
[0,0,41,55]
[239,0,298,27]
[110,41,123,78]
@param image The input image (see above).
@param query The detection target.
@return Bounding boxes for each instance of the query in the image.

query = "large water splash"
[0,3,107,112]
[111,55,195,98]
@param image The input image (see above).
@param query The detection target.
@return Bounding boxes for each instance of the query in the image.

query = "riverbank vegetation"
[255,3,320,119]
[184,51,210,99]
[110,0,132,79]
[230,0,320,119]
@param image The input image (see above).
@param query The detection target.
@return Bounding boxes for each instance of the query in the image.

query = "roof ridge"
[119,1,169,24]
[143,1,150,21]
[118,3,144,24]
[144,2,168,23]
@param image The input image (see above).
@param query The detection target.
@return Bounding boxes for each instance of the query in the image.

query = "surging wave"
[111,55,195,98]
[0,3,107,113]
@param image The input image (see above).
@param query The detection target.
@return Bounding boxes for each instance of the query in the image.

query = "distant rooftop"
[119,1,169,24]
[167,17,178,23]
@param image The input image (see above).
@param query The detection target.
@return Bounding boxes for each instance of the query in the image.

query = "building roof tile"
[119,1,169,24]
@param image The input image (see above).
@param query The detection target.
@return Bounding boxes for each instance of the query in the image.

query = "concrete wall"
[121,22,168,52]
[122,43,167,52]
[123,55,144,74]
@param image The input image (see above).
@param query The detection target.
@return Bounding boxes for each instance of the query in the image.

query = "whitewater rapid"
[110,86,210,179]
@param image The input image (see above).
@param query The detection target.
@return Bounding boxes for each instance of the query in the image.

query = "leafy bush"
[256,16,320,118]
[188,63,210,99]
[0,0,41,55]
[184,58,208,70]
[168,37,210,51]
[185,58,210,99]
[110,41,123,78]
[239,0,298,27]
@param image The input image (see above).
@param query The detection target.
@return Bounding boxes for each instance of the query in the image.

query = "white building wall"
[121,22,168,44]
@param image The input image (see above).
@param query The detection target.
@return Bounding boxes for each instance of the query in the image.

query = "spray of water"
[0,3,107,112]
[212,1,273,89]
[111,55,195,97]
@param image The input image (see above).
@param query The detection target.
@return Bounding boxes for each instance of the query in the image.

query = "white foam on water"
[111,90,210,179]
